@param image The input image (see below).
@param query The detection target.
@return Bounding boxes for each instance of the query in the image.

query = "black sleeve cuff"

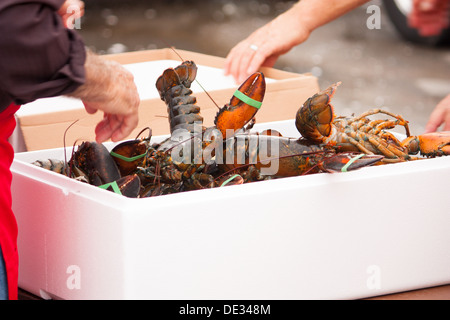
[0,2,86,105]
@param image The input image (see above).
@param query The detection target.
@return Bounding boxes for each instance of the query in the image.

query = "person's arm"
[425,94,450,133]
[0,1,86,105]
[67,51,140,143]
[224,0,370,83]
[58,0,139,143]
[0,0,139,143]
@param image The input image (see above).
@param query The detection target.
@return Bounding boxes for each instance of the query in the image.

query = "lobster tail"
[174,60,197,88]
[155,62,203,134]
[295,82,340,143]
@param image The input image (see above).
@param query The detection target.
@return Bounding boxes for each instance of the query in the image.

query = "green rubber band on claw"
[233,90,262,109]
[341,153,366,173]
[110,151,147,163]
[99,181,123,195]
[220,174,242,187]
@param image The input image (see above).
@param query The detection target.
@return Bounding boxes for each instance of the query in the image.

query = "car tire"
[382,0,450,46]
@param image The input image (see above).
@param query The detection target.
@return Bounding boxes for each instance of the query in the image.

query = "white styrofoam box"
[12,59,276,152]
[11,120,450,300]
[17,60,275,117]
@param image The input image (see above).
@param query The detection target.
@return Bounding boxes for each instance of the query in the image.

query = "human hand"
[425,94,450,133]
[83,60,140,143]
[224,10,310,84]
[409,0,450,36]
[58,0,85,29]
[69,52,140,143]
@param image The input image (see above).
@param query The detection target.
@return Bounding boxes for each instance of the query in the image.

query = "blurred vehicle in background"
[383,0,450,45]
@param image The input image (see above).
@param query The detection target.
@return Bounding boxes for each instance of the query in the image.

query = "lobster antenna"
[195,79,221,110]
[135,127,152,141]
[168,45,184,61]
[63,119,80,176]
[68,139,82,178]
[167,45,221,110]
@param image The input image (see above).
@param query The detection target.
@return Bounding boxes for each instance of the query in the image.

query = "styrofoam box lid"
[11,120,450,299]
[17,60,275,117]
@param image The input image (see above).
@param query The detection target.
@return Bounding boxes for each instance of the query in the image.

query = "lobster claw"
[116,174,141,198]
[214,72,266,139]
[111,139,149,176]
[403,131,450,157]
[111,128,152,176]
[321,152,384,173]
[296,82,340,143]
[101,174,141,198]
[70,142,121,186]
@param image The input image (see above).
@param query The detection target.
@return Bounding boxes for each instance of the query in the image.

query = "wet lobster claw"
[295,82,340,143]
[98,174,141,198]
[110,128,152,176]
[321,152,384,173]
[214,72,266,138]
[70,142,121,186]
[402,131,450,158]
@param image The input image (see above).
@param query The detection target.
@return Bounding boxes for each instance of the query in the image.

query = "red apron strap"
[0,103,20,300]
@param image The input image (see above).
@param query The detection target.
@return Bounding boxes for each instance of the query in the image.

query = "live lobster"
[36,62,414,198]
[133,62,383,192]
[295,82,450,161]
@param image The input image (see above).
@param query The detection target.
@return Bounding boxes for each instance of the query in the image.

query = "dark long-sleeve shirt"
[0,0,86,113]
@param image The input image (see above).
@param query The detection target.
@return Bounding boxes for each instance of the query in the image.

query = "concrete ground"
[78,0,450,134]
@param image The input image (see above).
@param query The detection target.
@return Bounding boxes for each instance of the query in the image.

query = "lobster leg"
[343,130,410,161]
[357,119,384,133]
[339,131,376,155]
[349,109,411,137]
[214,72,266,139]
[378,131,405,147]
[366,134,409,160]
[371,120,405,136]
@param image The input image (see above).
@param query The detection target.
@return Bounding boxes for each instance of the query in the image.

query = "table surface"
[18,284,450,300]
[367,284,450,300]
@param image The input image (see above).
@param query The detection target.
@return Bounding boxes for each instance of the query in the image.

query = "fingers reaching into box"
[425,94,450,133]
[68,50,140,143]
[224,0,372,84]
[224,9,310,84]
[92,111,139,144]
